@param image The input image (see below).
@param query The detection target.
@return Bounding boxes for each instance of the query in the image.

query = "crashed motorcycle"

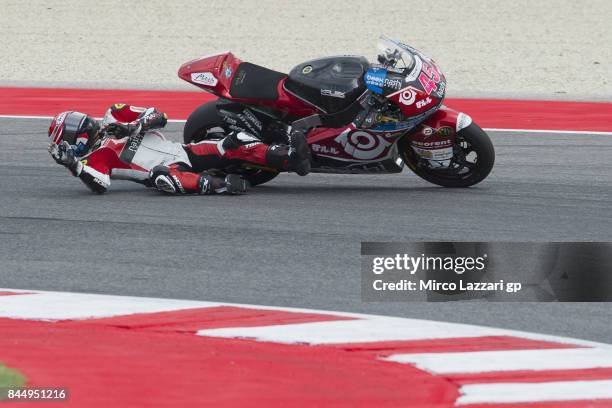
[178,36,494,187]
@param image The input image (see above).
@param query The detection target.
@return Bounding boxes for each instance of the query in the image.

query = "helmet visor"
[61,112,87,145]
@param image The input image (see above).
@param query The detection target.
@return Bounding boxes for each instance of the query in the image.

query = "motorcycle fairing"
[309,126,405,174]
[375,38,447,119]
[179,52,319,117]
[310,155,404,174]
[177,38,487,176]
[306,106,466,173]
[407,106,467,167]
[308,124,404,163]
[285,56,369,113]
[178,52,241,97]
[413,106,466,141]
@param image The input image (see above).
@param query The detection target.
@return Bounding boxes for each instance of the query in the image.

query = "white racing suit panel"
[120,131,191,171]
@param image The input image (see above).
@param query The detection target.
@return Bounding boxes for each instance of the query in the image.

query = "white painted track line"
[0,114,185,123]
[456,380,612,405]
[484,127,612,136]
[2,288,610,350]
[385,348,612,374]
[0,290,221,320]
[0,114,610,135]
[197,317,514,344]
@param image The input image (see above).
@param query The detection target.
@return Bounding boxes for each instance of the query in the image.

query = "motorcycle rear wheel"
[183,101,280,186]
[401,122,495,187]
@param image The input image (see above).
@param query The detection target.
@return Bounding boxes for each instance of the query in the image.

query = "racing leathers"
[50,104,301,195]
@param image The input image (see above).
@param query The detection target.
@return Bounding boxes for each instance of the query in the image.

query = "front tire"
[183,101,280,186]
[401,122,495,187]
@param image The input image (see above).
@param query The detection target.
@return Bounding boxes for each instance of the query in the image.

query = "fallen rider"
[47,104,310,195]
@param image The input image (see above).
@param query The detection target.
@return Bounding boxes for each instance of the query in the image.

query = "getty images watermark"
[370,252,522,294]
[361,242,612,302]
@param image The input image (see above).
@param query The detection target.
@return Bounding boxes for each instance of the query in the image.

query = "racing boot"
[287,129,311,176]
[150,165,247,195]
[264,144,289,172]
[199,172,248,195]
[224,174,249,194]
[221,131,261,151]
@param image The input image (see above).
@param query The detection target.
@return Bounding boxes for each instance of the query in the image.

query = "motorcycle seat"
[229,62,287,100]
[284,56,369,113]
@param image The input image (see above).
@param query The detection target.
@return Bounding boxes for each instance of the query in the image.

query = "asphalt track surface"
[1,118,611,343]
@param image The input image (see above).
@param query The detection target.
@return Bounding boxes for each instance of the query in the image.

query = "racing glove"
[105,121,142,138]
[106,110,167,137]
[49,141,81,176]
[139,109,167,131]
[49,141,110,193]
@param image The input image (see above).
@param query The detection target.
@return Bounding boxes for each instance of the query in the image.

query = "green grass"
[0,363,26,400]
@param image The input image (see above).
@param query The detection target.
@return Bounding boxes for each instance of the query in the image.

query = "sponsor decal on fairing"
[222,61,232,78]
[321,89,345,98]
[411,145,453,161]
[411,133,454,166]
[419,62,442,95]
[311,144,340,155]
[412,139,452,148]
[334,129,392,160]
[365,69,386,91]
[191,72,218,86]
[456,112,473,131]
[416,97,432,109]
[398,87,418,106]
[385,78,402,89]
[364,69,403,94]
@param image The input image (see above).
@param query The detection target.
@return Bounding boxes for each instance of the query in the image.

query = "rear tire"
[401,122,495,187]
[183,100,226,144]
[183,101,280,186]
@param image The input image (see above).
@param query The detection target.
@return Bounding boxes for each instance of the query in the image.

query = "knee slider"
[150,165,184,194]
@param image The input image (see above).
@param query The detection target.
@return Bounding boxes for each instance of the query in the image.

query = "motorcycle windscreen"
[376,36,416,73]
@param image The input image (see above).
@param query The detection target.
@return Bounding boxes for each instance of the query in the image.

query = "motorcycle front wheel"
[400,122,495,188]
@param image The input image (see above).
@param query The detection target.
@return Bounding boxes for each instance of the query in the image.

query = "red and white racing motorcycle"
[178,36,494,187]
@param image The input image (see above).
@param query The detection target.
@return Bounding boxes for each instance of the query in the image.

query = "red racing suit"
[73,104,288,194]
